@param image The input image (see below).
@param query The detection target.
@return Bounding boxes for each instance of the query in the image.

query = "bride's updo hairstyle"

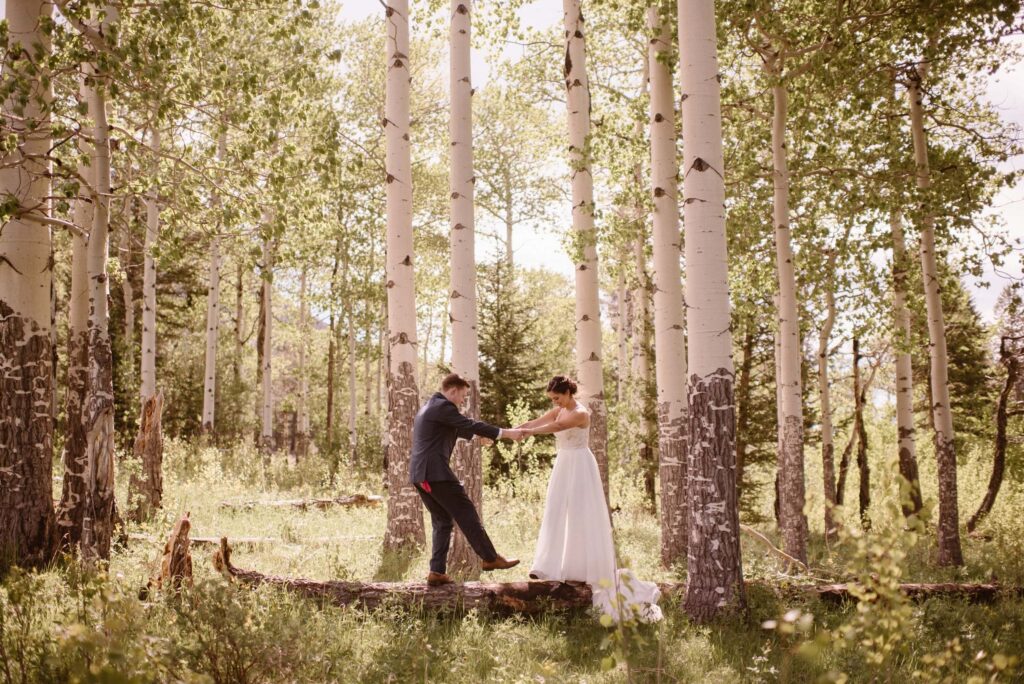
[547,375,578,395]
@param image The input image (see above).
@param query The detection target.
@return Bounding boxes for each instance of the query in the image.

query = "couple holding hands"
[409,373,661,622]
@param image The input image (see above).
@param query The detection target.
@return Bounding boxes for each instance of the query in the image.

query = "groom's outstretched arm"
[436,401,502,441]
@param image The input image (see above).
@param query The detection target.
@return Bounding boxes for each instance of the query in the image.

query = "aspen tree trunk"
[735,320,755,493]
[563,0,608,499]
[766,60,808,565]
[260,235,274,456]
[679,0,745,621]
[234,262,244,390]
[383,0,425,551]
[615,269,628,402]
[890,209,923,516]
[120,219,135,374]
[907,64,963,566]
[127,125,163,521]
[201,133,225,435]
[326,243,341,453]
[853,337,870,528]
[632,237,657,510]
[647,3,687,567]
[0,0,57,568]
[141,127,160,408]
[58,92,93,550]
[348,297,358,462]
[296,266,310,458]
[446,0,483,578]
[817,251,839,540]
[82,44,118,561]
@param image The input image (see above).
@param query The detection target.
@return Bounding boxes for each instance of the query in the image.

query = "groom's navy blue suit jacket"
[408,392,501,484]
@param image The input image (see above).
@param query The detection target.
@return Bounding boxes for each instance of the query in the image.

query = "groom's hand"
[504,429,524,442]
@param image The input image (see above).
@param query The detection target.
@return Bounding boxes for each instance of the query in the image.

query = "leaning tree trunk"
[766,59,808,565]
[890,209,923,516]
[82,52,118,562]
[679,0,745,622]
[383,0,425,552]
[907,64,963,566]
[647,2,687,568]
[967,336,1019,532]
[0,0,57,569]
[817,251,839,541]
[446,0,483,578]
[260,234,274,456]
[58,96,93,550]
[563,0,608,500]
[201,132,224,436]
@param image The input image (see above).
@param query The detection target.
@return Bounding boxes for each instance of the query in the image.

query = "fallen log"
[129,533,377,547]
[219,494,383,511]
[212,538,1024,614]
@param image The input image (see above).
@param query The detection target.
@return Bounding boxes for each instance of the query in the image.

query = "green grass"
[3,431,1022,683]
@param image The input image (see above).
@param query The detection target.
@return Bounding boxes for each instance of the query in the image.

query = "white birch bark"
[817,251,839,541]
[201,132,225,434]
[384,0,425,550]
[647,2,687,568]
[446,0,483,578]
[563,0,608,499]
[766,60,808,565]
[907,65,962,566]
[0,0,57,565]
[679,0,745,622]
[120,217,134,373]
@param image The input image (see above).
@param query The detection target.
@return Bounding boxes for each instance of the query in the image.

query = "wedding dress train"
[530,424,662,623]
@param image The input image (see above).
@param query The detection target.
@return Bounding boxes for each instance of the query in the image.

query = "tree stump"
[128,391,163,522]
[145,513,193,595]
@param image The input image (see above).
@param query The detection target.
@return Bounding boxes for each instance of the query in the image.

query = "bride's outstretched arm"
[515,406,560,430]
[522,413,587,435]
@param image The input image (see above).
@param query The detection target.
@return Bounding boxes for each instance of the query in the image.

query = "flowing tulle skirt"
[530,446,662,623]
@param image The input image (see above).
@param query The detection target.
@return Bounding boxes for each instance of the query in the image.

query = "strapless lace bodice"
[555,425,590,450]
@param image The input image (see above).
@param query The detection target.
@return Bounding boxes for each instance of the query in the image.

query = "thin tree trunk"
[648,3,687,566]
[0,0,57,569]
[58,90,93,551]
[735,320,755,496]
[446,0,483,578]
[383,0,425,551]
[817,251,839,540]
[296,266,310,458]
[766,58,808,565]
[679,0,745,621]
[82,47,118,562]
[327,242,340,454]
[563,0,608,500]
[234,261,244,390]
[967,337,1019,532]
[347,291,358,462]
[120,214,135,377]
[614,269,628,403]
[853,337,870,529]
[255,277,264,443]
[201,132,224,435]
[260,235,274,456]
[141,127,160,407]
[907,64,963,566]
[890,209,923,516]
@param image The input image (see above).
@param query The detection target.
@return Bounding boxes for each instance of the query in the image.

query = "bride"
[516,376,662,623]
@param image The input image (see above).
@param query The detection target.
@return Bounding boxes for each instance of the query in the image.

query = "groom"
[410,373,522,586]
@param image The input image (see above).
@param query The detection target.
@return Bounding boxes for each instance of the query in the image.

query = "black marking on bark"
[401,255,411,266]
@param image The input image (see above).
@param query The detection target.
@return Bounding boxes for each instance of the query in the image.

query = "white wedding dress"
[530,423,662,623]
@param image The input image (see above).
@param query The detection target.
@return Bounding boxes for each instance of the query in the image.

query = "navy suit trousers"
[415,481,498,574]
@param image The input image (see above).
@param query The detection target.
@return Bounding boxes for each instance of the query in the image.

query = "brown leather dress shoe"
[481,555,520,571]
[426,571,454,587]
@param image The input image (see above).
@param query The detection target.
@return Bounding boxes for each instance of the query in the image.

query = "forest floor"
[3,434,1024,683]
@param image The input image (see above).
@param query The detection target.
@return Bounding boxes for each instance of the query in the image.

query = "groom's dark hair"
[441,373,471,391]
